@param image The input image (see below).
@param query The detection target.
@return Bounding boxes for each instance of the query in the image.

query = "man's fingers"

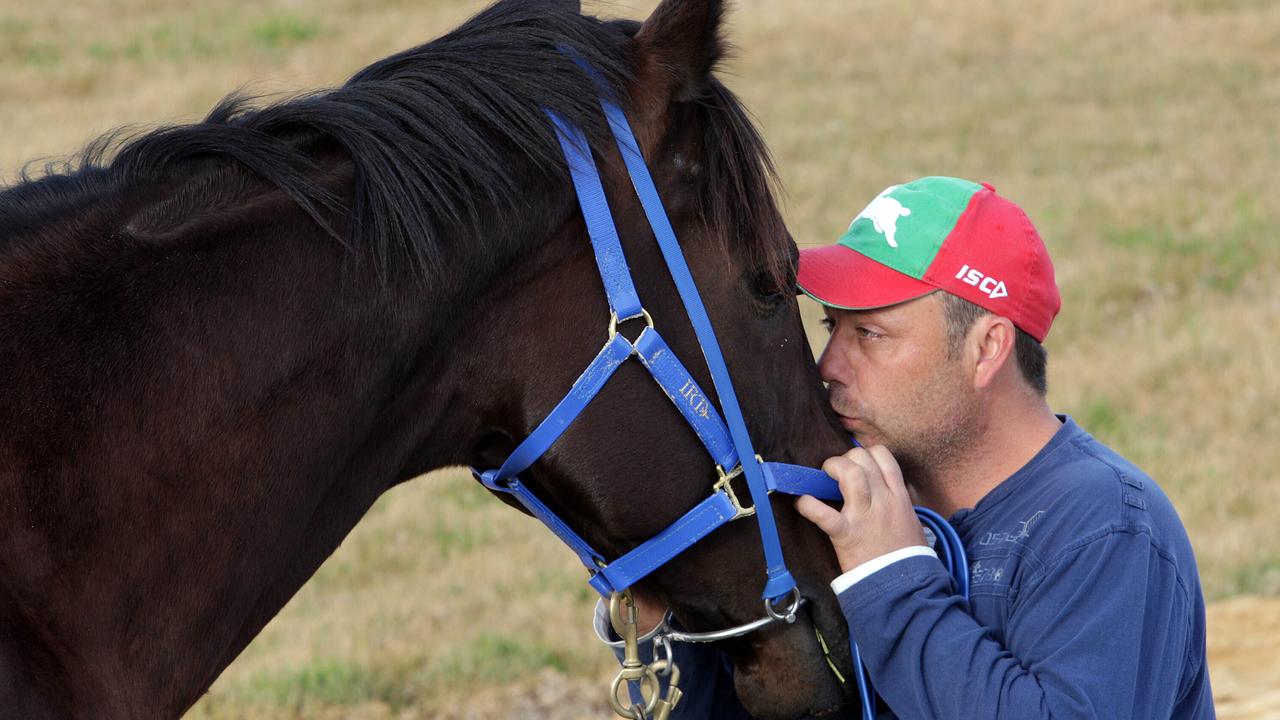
[795,495,846,538]
[822,456,872,510]
[867,445,910,502]
[845,447,889,498]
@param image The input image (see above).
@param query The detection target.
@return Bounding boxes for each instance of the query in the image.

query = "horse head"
[437,1,858,716]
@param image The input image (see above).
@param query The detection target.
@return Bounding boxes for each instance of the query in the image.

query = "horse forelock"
[693,79,793,293]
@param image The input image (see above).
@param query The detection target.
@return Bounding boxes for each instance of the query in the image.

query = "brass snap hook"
[608,590,661,718]
[609,668,660,719]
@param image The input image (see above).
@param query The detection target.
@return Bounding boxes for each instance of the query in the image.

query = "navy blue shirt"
[628,416,1214,719]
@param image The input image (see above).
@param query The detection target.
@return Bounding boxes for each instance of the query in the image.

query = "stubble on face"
[829,296,986,492]
[885,360,986,493]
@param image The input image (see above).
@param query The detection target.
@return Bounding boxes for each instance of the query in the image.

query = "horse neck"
[0,181,493,714]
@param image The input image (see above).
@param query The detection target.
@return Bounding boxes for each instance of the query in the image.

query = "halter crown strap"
[548,113,644,322]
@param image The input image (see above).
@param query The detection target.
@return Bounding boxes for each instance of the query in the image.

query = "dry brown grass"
[3,0,1278,716]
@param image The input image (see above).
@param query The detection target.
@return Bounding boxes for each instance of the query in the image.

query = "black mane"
[0,0,787,282]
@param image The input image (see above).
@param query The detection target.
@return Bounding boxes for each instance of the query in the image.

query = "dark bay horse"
[0,0,854,717]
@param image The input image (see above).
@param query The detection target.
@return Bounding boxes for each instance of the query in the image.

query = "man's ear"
[972,316,1017,390]
[630,0,725,108]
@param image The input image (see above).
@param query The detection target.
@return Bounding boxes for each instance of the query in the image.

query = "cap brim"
[797,244,936,310]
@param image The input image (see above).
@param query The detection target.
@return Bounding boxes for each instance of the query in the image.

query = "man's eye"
[857,327,883,340]
[820,317,835,334]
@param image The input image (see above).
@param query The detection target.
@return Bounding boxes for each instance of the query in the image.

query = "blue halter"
[470,94,839,605]
[470,66,974,720]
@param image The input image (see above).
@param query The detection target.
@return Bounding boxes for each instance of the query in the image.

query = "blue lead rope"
[848,507,968,719]
[793,458,971,718]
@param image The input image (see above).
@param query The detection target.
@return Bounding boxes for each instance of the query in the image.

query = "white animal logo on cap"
[852,186,912,248]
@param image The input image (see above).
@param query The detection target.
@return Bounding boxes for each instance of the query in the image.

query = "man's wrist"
[831,545,939,596]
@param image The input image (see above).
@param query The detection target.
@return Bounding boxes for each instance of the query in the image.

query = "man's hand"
[795,445,929,574]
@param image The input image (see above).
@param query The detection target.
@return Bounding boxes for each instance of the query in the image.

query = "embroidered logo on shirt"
[971,559,1005,584]
[979,510,1046,545]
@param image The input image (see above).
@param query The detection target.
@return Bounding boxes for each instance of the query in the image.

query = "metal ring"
[652,633,673,667]
[764,587,802,624]
[608,308,655,341]
[609,666,660,718]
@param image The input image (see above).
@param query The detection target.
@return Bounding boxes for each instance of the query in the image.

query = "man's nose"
[817,344,843,386]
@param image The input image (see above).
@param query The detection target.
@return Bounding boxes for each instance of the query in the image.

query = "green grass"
[211,631,583,713]
[1078,398,1123,442]
[251,16,324,49]
[1227,555,1280,598]
[226,634,577,708]
[1101,194,1266,294]
[12,10,323,71]
[435,634,575,683]
[240,658,387,706]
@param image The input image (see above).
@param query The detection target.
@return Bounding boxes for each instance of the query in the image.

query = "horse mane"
[0,0,789,285]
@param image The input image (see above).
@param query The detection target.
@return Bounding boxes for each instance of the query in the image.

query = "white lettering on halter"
[679,378,712,419]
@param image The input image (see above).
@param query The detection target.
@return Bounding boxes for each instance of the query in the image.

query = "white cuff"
[830,546,939,596]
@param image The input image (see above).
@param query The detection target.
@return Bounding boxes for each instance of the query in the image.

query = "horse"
[0,0,855,717]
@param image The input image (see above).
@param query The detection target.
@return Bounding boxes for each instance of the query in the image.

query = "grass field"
[3,0,1278,717]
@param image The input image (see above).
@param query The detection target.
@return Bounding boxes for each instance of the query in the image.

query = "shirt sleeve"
[838,528,1193,719]
[830,545,939,595]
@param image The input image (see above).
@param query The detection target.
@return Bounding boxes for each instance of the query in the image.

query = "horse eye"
[752,269,788,309]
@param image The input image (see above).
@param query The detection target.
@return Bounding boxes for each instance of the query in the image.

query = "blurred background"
[2,0,1277,717]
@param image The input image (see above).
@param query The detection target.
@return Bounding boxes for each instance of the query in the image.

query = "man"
[600,177,1214,718]
[791,176,1213,718]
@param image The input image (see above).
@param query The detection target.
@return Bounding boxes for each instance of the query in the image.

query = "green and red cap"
[797,176,1061,342]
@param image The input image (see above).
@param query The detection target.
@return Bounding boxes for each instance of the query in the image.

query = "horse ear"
[632,0,725,106]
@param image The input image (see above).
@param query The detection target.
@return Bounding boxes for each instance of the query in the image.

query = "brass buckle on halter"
[609,308,656,342]
[713,458,761,520]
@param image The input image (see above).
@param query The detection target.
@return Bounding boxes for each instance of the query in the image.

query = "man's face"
[816,292,979,476]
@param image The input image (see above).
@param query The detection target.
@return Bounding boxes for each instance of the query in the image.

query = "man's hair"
[938,292,1048,396]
